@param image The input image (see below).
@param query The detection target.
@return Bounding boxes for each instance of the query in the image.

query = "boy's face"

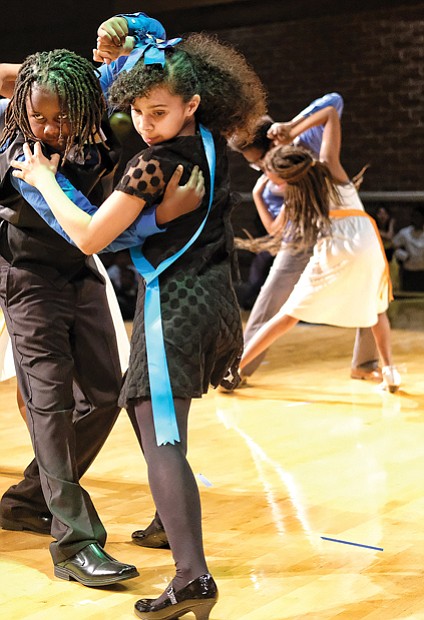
[25,84,71,153]
[242,146,266,171]
[130,85,200,147]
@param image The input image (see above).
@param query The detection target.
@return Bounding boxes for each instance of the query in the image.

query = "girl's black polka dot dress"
[116,132,243,406]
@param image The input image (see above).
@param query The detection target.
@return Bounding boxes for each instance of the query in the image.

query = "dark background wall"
[1,1,423,230]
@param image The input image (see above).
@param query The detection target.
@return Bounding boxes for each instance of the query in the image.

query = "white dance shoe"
[381,366,401,393]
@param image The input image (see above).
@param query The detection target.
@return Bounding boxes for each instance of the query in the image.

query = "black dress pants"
[0,263,122,563]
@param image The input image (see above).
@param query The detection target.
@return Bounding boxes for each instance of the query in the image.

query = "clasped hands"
[267,122,292,145]
[93,16,133,65]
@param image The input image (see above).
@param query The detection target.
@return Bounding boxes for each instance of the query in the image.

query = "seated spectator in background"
[236,247,274,310]
[374,205,396,262]
[393,206,424,291]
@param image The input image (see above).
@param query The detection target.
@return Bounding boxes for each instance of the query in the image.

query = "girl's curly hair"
[0,49,105,160]
[265,145,342,249]
[108,32,267,143]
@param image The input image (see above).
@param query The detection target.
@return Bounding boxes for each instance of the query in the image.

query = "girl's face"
[25,84,70,153]
[130,86,200,146]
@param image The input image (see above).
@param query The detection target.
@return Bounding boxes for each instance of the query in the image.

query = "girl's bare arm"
[12,143,147,255]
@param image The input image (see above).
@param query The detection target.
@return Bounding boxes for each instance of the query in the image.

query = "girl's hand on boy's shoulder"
[11,142,59,189]
[252,173,269,197]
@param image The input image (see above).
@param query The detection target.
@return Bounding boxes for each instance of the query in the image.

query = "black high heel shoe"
[134,573,218,620]
[132,518,170,549]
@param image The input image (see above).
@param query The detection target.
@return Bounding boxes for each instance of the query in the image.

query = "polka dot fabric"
[117,152,165,204]
[120,263,242,403]
[117,133,243,406]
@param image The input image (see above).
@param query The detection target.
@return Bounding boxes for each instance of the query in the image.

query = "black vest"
[0,119,121,287]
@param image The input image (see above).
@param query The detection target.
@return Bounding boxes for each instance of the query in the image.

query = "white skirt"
[281,213,390,328]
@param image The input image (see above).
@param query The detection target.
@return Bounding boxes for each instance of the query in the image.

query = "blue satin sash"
[130,125,216,445]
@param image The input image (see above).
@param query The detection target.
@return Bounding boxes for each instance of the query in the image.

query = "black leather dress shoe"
[132,519,170,549]
[54,543,139,587]
[0,508,52,535]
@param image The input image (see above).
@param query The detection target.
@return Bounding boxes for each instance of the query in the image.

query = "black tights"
[128,398,208,596]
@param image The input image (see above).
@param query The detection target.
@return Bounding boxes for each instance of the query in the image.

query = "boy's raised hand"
[97,16,128,47]
[94,16,134,64]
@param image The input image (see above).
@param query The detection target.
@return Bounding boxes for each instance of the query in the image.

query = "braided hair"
[0,49,105,160]
[108,32,267,144]
[265,145,341,249]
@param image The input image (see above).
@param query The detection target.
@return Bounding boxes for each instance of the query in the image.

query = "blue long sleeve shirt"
[294,92,344,157]
[264,92,344,220]
[10,168,162,252]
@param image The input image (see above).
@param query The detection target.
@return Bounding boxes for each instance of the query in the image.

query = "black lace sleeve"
[115,150,167,208]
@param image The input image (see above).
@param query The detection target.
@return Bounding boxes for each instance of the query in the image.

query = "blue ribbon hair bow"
[135,33,182,67]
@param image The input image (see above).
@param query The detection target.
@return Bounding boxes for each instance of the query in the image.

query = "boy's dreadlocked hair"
[0,49,105,160]
[108,32,267,144]
[265,145,341,250]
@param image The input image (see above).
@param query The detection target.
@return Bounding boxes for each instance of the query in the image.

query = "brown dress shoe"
[350,367,383,382]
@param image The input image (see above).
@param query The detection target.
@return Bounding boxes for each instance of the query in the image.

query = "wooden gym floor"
[0,299,423,619]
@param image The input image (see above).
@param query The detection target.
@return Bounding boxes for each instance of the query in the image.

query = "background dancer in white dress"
[224,94,381,391]
[238,105,401,393]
